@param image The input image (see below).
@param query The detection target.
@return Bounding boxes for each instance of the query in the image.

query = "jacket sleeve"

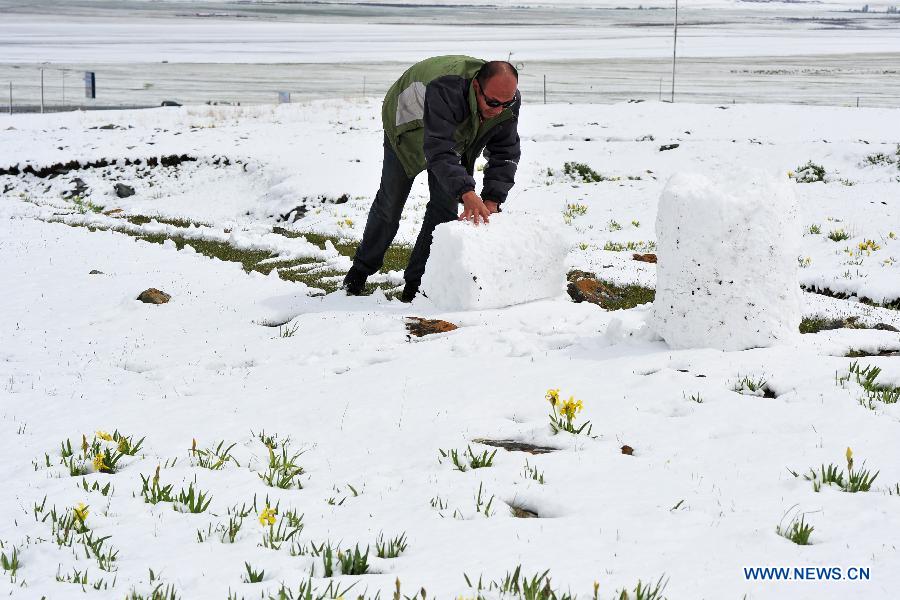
[423,78,477,200]
[481,95,521,204]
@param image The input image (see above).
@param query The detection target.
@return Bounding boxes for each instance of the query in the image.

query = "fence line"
[3,55,900,113]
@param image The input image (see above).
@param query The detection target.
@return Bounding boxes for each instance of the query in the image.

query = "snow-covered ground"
[1,100,899,599]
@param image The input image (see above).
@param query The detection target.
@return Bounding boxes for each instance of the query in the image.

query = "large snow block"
[652,172,802,351]
[421,214,568,311]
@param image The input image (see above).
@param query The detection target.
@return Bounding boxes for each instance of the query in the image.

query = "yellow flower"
[545,388,560,406]
[858,239,881,253]
[117,437,129,453]
[846,447,854,470]
[96,431,113,442]
[787,170,795,178]
[559,396,584,419]
[259,505,277,527]
[889,232,896,240]
[74,502,89,523]
[92,453,108,473]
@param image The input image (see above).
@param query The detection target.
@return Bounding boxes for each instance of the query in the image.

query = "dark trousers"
[353,137,460,286]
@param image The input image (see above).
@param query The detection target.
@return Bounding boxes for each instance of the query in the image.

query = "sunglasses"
[477,82,516,109]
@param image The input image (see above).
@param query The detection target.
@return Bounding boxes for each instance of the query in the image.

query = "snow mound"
[652,171,803,351]
[421,214,568,311]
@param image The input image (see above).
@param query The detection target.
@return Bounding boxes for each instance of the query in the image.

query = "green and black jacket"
[381,55,521,203]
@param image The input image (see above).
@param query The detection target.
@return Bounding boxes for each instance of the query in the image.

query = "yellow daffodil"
[559,396,584,420]
[117,437,129,453]
[858,239,881,253]
[846,446,854,471]
[92,453,109,473]
[787,171,795,178]
[74,502,89,523]
[96,431,113,442]
[545,388,560,406]
[259,505,277,527]
[889,232,896,240]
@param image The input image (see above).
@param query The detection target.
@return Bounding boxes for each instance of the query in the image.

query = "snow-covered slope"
[1,100,899,599]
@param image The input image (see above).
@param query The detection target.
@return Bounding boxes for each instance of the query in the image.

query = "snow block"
[421,214,568,311]
[652,171,802,351]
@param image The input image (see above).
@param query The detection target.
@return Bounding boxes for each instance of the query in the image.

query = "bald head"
[476,61,519,87]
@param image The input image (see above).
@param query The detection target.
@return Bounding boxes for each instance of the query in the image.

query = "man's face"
[475,75,517,120]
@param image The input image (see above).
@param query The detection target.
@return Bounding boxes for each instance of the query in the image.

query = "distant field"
[1,0,899,107]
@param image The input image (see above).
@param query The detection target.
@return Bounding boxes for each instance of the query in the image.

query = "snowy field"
[1,98,899,599]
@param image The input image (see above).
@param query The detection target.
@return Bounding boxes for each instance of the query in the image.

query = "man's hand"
[459,191,492,224]
[484,200,500,214]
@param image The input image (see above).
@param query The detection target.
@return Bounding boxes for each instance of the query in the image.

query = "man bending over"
[342,55,521,302]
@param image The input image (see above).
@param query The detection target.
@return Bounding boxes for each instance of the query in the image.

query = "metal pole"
[671,0,678,103]
[543,74,546,104]
[40,68,44,113]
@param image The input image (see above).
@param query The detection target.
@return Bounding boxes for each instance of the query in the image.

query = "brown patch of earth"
[405,317,458,337]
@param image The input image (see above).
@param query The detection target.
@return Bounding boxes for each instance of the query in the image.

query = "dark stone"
[632,253,657,263]
[659,143,680,151]
[137,288,171,304]
[114,183,135,198]
[160,100,182,107]
[89,270,104,275]
[63,177,89,199]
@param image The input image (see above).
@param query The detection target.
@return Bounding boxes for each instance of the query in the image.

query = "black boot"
[341,266,367,295]
[400,281,419,303]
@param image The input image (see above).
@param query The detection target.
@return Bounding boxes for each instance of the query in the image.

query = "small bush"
[563,162,606,183]
[793,161,827,183]
[827,229,850,242]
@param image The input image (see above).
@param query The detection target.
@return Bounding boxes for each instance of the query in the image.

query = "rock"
[63,177,89,199]
[104,208,124,216]
[137,288,171,304]
[160,100,182,107]
[873,323,899,332]
[632,253,657,263]
[114,183,135,198]
[405,316,458,337]
[566,270,613,305]
[621,445,634,456]
[659,143,680,151]
[89,269,104,275]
